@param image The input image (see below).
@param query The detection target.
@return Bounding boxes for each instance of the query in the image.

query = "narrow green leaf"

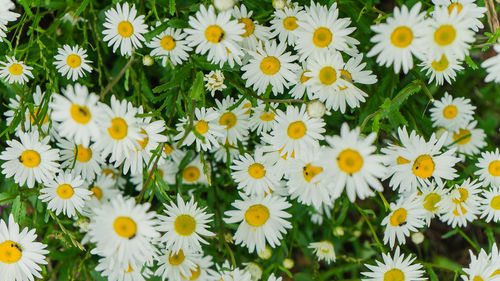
[426,266,439,281]
[465,56,478,70]
[188,71,205,101]
[74,0,90,17]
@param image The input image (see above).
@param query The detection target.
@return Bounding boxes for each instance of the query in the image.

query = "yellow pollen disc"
[245,204,270,227]
[260,56,281,75]
[66,54,82,68]
[397,156,411,165]
[338,69,353,90]
[491,269,500,277]
[137,129,149,150]
[195,120,209,135]
[91,186,103,200]
[303,163,323,182]
[431,54,450,72]
[75,145,92,162]
[102,168,115,178]
[423,193,441,211]
[243,102,252,114]
[337,149,364,174]
[319,66,337,85]
[248,163,266,179]
[434,25,456,46]
[283,16,298,31]
[412,154,435,179]
[113,217,137,239]
[300,71,311,84]
[124,264,133,273]
[174,215,196,236]
[453,204,467,216]
[161,35,176,51]
[169,249,186,265]
[384,268,405,281]
[186,265,201,280]
[389,208,408,227]
[205,25,225,43]
[57,184,74,199]
[182,166,200,182]
[20,150,41,168]
[390,26,413,48]
[472,276,485,281]
[70,104,91,124]
[448,3,463,14]
[287,121,306,139]
[239,18,255,37]
[442,105,458,119]
[490,195,500,210]
[453,188,469,204]
[108,118,128,140]
[488,160,500,177]
[164,143,173,155]
[118,21,134,38]
[29,107,50,125]
[219,112,237,130]
[259,112,275,121]
[0,240,22,264]
[312,27,332,48]
[8,63,23,75]
[453,128,471,145]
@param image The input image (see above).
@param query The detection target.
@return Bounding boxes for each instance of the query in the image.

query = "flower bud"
[214,0,235,11]
[272,0,286,10]
[142,55,154,66]
[283,258,294,269]
[306,100,326,118]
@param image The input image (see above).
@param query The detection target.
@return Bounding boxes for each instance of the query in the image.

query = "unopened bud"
[258,246,272,260]
[272,0,286,10]
[142,55,154,66]
[283,258,294,269]
[411,232,425,245]
[306,100,326,118]
[214,0,235,11]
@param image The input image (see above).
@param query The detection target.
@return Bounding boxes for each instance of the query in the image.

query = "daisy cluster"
[0,0,500,280]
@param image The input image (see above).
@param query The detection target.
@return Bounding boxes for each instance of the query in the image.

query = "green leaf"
[144,21,170,42]
[464,56,478,70]
[441,228,458,239]
[168,0,176,15]
[426,266,439,281]
[73,0,90,17]
[188,71,205,101]
[11,196,23,222]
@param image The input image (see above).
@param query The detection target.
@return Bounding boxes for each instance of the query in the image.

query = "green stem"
[354,203,385,253]
[457,228,479,252]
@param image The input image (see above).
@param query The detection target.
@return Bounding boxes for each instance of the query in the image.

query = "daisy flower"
[50,83,103,147]
[295,2,358,60]
[84,174,120,214]
[479,186,500,223]
[0,56,34,84]
[241,39,299,96]
[184,5,244,67]
[157,194,214,254]
[266,104,325,158]
[289,64,314,100]
[215,96,250,145]
[429,92,476,133]
[53,44,92,81]
[212,136,248,164]
[248,101,278,136]
[155,248,197,281]
[0,130,59,188]
[381,194,426,248]
[461,247,496,281]
[361,247,426,281]
[94,256,153,281]
[308,241,336,264]
[0,0,20,42]
[367,2,427,74]
[269,4,305,46]
[482,43,500,84]
[320,123,387,202]
[100,165,127,189]
[149,25,192,66]
[419,181,448,225]
[204,70,226,96]
[213,260,252,281]
[423,6,475,61]
[432,0,487,32]
[420,53,464,85]
[38,171,92,218]
[445,120,486,157]
[57,137,104,182]
[231,150,282,197]
[174,107,224,152]
[439,178,481,228]
[94,96,142,167]
[232,4,271,51]
[342,53,378,86]
[475,149,500,187]
[181,254,215,281]
[88,195,160,270]
[180,155,209,185]
[0,214,49,281]
[102,2,148,56]
[5,86,51,135]
[224,193,292,253]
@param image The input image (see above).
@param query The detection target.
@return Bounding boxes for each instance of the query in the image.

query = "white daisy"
[439,178,481,228]
[445,120,486,158]
[232,4,271,51]
[204,70,227,97]
[475,149,500,187]
[149,25,192,66]
[94,257,153,281]
[269,4,305,46]
[5,86,51,135]
[213,260,252,281]
[224,193,292,253]
[419,53,464,85]
[0,130,59,188]
[84,174,120,214]
[0,0,20,42]
[180,254,215,281]
[432,0,487,32]
[215,96,250,145]
[308,240,336,265]
[429,92,476,133]
[174,107,224,152]
[157,194,214,254]
[180,155,209,185]
[248,101,278,136]
[482,43,500,84]
[155,248,197,281]
[53,44,92,81]
[100,165,127,189]
[241,39,299,96]
[361,247,426,281]
[342,53,378,86]
[102,2,148,56]
[418,181,448,226]
[461,247,496,281]
[57,137,104,182]
[289,64,314,100]
[479,186,500,223]
[0,56,34,84]
[38,171,92,218]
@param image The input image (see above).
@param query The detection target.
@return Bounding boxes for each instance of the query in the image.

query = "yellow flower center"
[452,188,469,204]
[312,27,332,48]
[70,104,91,124]
[384,268,405,281]
[161,35,176,51]
[287,121,306,140]
[205,25,225,43]
[102,168,115,178]
[442,105,458,119]
[124,264,133,273]
[91,186,103,200]
[219,112,237,130]
[169,249,185,265]
[488,160,500,177]
[108,118,128,140]
[118,21,134,38]
[137,129,149,150]
[260,56,281,75]
[164,143,173,155]
[472,276,485,281]
[283,16,298,31]
[248,163,266,179]
[113,216,137,239]
[182,166,200,182]
[184,265,201,280]
[174,215,196,236]
[412,155,435,179]
[397,156,411,165]
[390,26,413,48]
[423,193,441,211]
[243,102,252,114]
[434,25,456,46]
[490,195,500,210]
[239,18,255,37]
[389,208,408,227]
[259,112,275,121]
[302,164,323,182]
[337,149,363,174]
[194,120,209,135]
[75,145,92,162]
[0,240,22,264]
[57,184,74,199]
[319,66,337,85]
[453,204,467,216]
[8,63,23,76]
[245,204,270,227]
[431,54,449,72]
[453,128,471,145]
[300,71,311,84]
[448,3,463,14]
[19,150,41,168]
[491,269,500,277]
[66,54,82,68]
[29,107,50,125]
